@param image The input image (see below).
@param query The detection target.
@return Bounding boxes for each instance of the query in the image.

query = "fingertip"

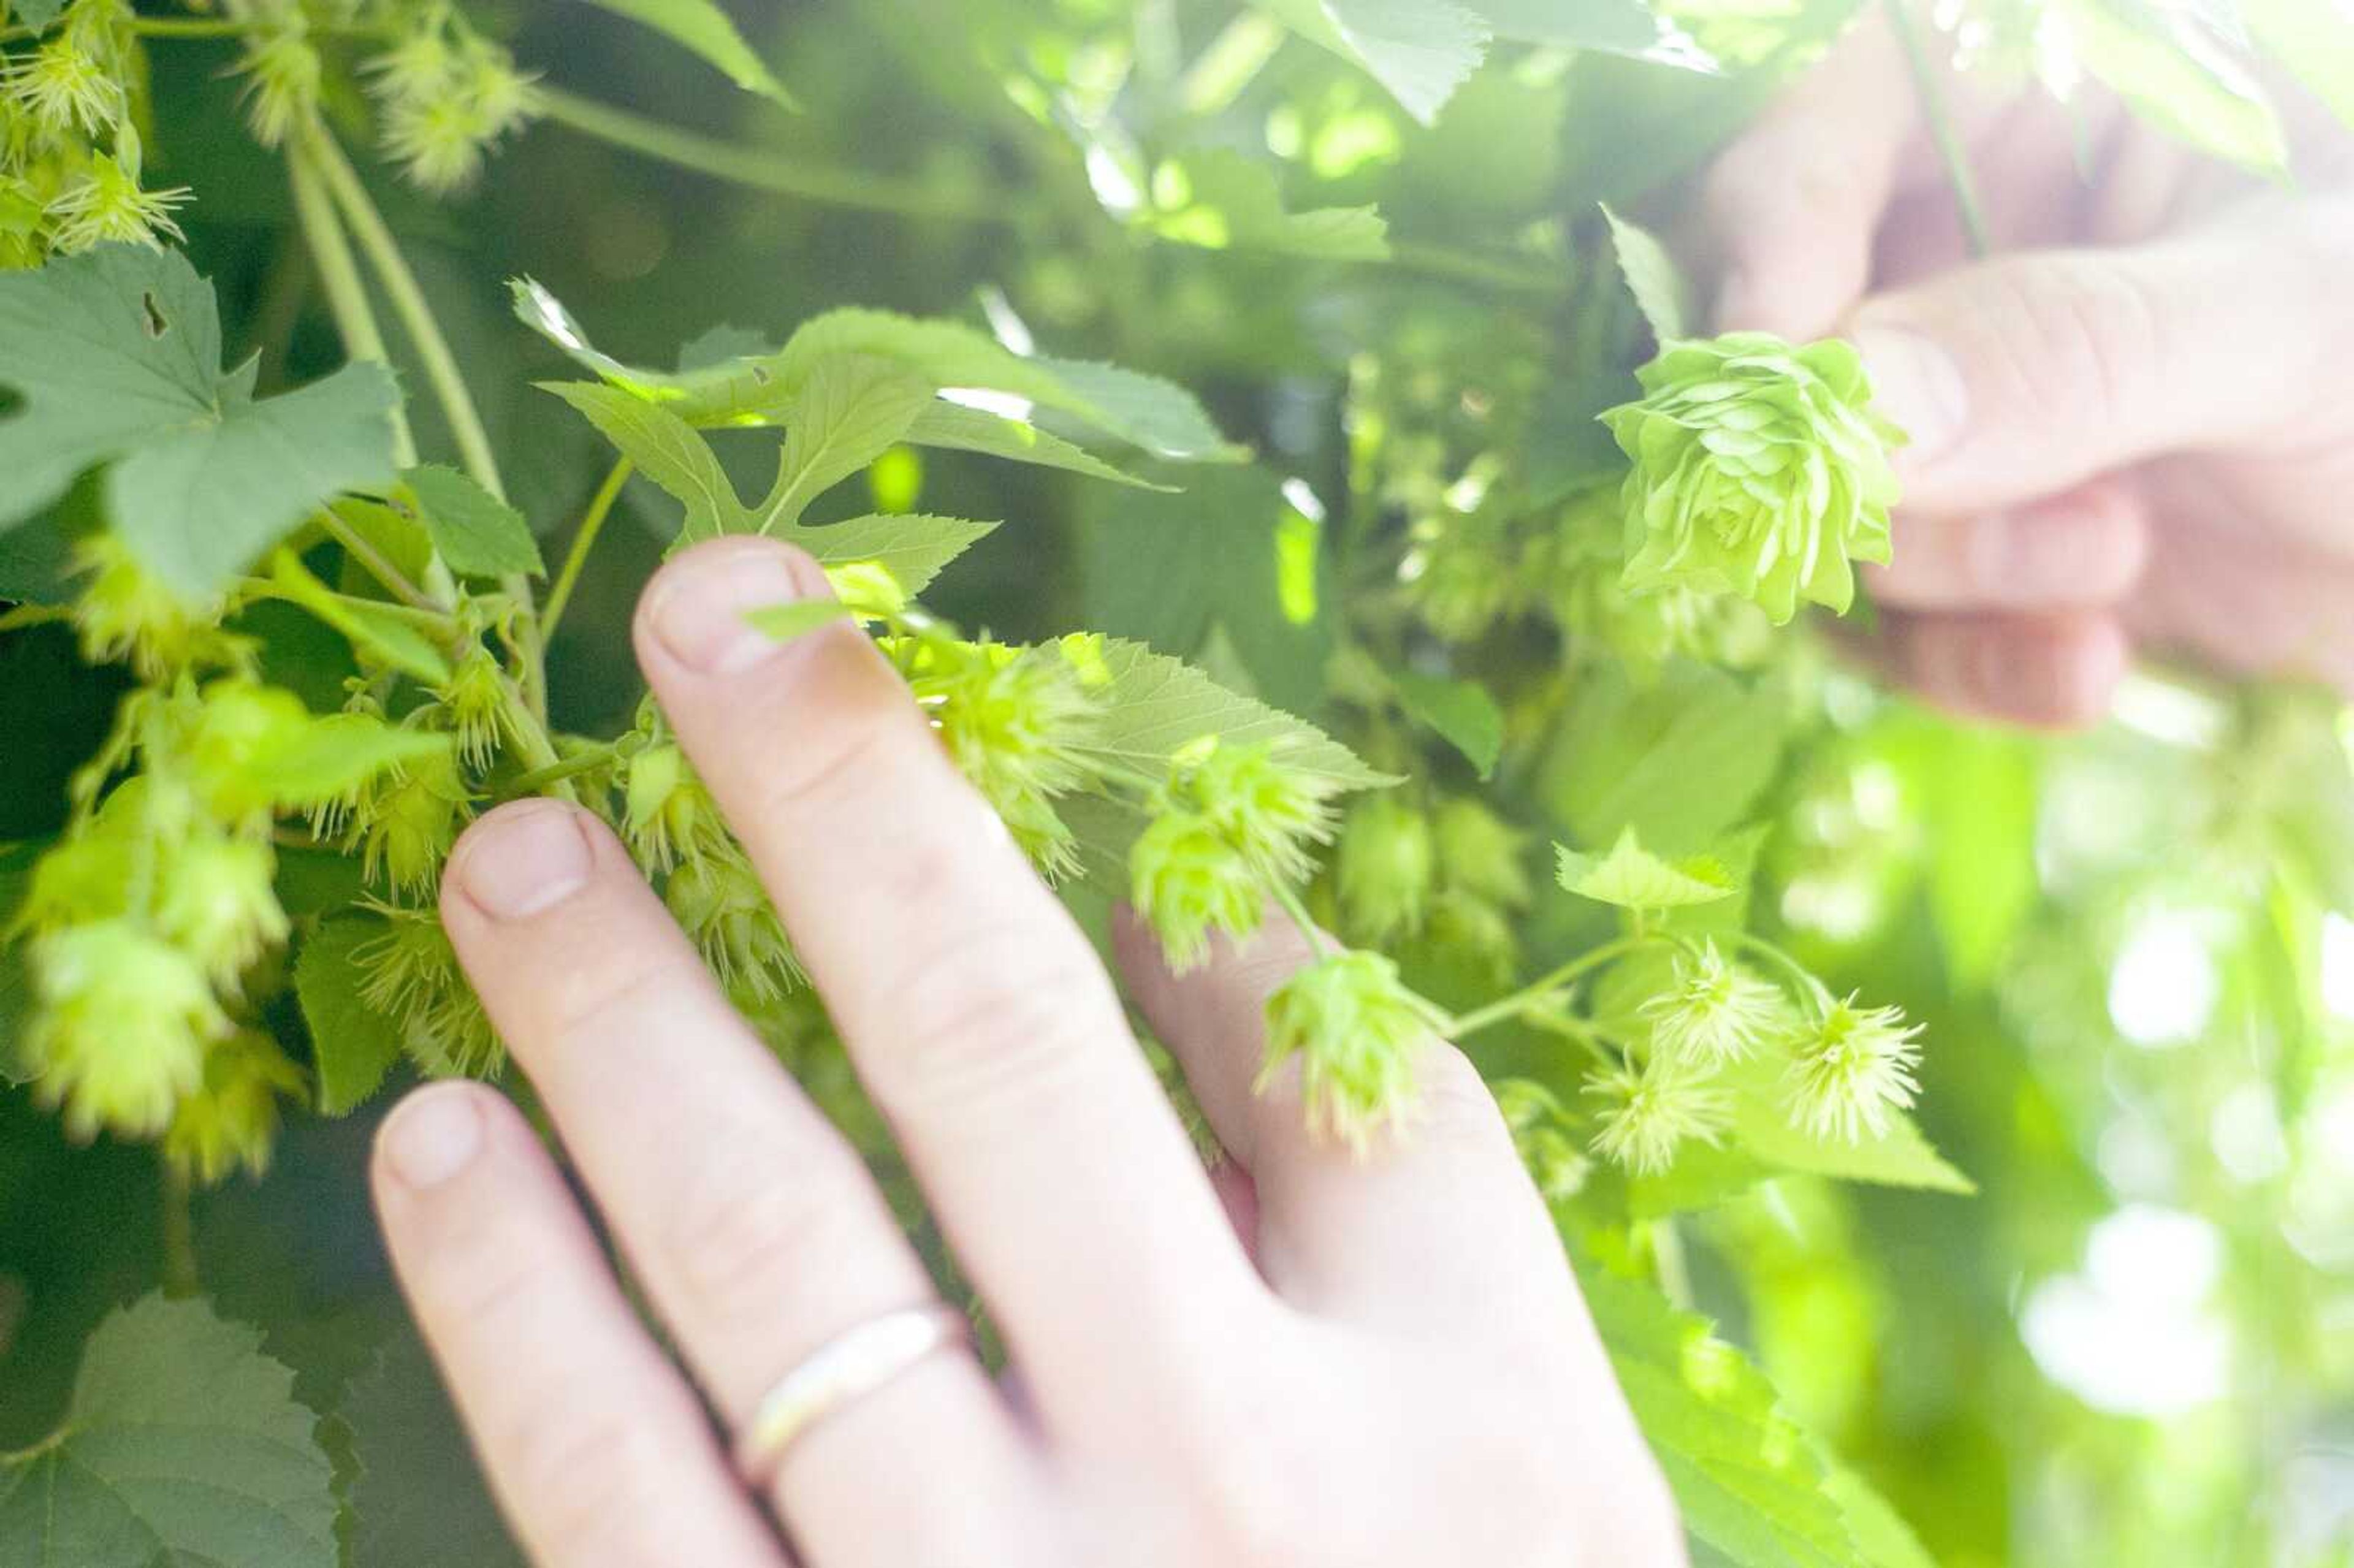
[634,535,835,680]
[373,1081,508,1200]
[1892,612,2128,730]
[441,799,602,927]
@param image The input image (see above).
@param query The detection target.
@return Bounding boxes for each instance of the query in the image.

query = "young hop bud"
[436,645,508,771]
[24,921,228,1141]
[237,25,322,150]
[162,1030,305,1186]
[1602,333,1903,625]
[1640,942,1788,1069]
[3,36,124,139]
[1784,994,1924,1143]
[1433,797,1530,908]
[1173,742,1338,885]
[923,642,1100,883]
[154,832,289,989]
[71,534,231,679]
[1128,811,1263,973]
[1335,793,1434,946]
[622,740,720,874]
[357,749,471,894]
[1492,1080,1592,1204]
[380,96,489,196]
[1584,1057,1731,1178]
[364,20,457,107]
[664,842,801,1003]
[45,129,191,253]
[1259,950,1446,1152]
[454,31,537,141]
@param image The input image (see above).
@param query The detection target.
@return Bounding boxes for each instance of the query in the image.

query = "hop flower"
[23,921,227,1141]
[920,641,1100,882]
[364,21,458,106]
[1128,811,1263,973]
[1335,793,1433,946]
[186,681,317,823]
[153,832,289,989]
[373,29,537,197]
[163,1030,305,1185]
[1548,490,1769,679]
[1784,994,1924,1143]
[435,646,509,771]
[46,132,191,253]
[622,739,720,873]
[1640,942,1788,1069]
[1433,797,1529,908]
[70,535,234,679]
[3,37,124,139]
[380,96,489,195]
[1259,950,1446,1151]
[354,902,506,1077]
[236,25,322,150]
[355,748,471,894]
[664,842,801,1002]
[1493,1080,1591,1203]
[1172,740,1338,884]
[1584,1058,1731,1178]
[454,31,538,141]
[1601,332,1903,624]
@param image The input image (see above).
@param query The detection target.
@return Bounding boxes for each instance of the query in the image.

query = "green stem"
[317,506,440,614]
[542,457,631,642]
[286,137,419,468]
[158,1163,199,1298]
[495,678,577,802]
[537,86,997,222]
[1886,0,1990,259]
[1267,879,1332,959]
[1728,931,1837,1021]
[1651,1219,1695,1311]
[0,604,73,631]
[1448,934,1665,1039]
[497,743,617,801]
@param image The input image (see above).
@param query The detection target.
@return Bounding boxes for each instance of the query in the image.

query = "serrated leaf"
[1070,636,1392,790]
[340,1330,527,1568]
[542,381,750,539]
[265,550,452,685]
[1255,0,1491,123]
[0,1294,338,1568]
[403,465,544,580]
[1824,1466,1940,1568]
[1148,149,1392,261]
[581,0,799,109]
[789,513,997,596]
[1602,203,1696,343]
[763,354,935,530]
[745,600,854,642]
[905,403,1170,490]
[1392,668,1504,778]
[1576,1265,1871,1568]
[0,246,401,600]
[1558,826,1735,908]
[294,916,405,1116]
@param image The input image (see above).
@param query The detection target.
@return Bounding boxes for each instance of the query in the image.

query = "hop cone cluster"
[1260,950,1446,1152]
[0,0,189,264]
[1603,333,1904,624]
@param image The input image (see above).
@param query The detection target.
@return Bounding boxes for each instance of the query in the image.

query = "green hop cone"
[1259,950,1446,1152]
[1583,1057,1731,1178]
[1639,941,1789,1069]
[1785,994,1924,1143]
[71,534,237,680]
[163,1030,306,1185]
[1129,810,1263,973]
[436,646,509,771]
[921,641,1100,883]
[664,842,801,1003]
[24,921,228,1141]
[1601,332,1905,624]
[1433,797,1531,908]
[154,831,289,989]
[357,748,471,894]
[1174,741,1338,885]
[1335,793,1433,946]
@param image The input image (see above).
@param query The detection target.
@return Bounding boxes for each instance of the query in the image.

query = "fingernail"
[382,1087,484,1189]
[1854,327,1969,468]
[647,542,817,676]
[454,803,593,921]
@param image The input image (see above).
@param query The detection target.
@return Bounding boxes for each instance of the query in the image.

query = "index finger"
[632,537,1267,1445]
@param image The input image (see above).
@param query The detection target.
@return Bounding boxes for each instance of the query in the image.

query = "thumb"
[1848,201,2353,515]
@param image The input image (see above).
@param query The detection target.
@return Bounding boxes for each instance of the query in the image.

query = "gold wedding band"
[734,1303,972,1488]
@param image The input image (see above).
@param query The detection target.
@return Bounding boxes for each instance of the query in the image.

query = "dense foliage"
[0,1,2350,1564]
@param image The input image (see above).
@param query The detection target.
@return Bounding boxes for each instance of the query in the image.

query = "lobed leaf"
[294,916,405,1116]
[403,466,544,580]
[905,403,1171,490]
[1558,826,1736,909]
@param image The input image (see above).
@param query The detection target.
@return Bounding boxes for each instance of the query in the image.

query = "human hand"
[1691,20,2354,725]
[368,537,1687,1568]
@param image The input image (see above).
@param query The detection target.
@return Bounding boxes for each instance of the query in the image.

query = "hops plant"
[1259,950,1447,1150]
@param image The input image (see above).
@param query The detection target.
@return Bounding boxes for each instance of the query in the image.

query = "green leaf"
[789,514,997,596]
[1912,722,2038,991]
[10,0,69,28]
[1069,636,1394,791]
[905,403,1170,490]
[1468,0,1717,67]
[1719,1057,1975,1194]
[1542,661,1790,853]
[1254,0,1491,123]
[1558,826,1737,909]
[2245,0,2354,128]
[1392,669,1504,779]
[255,715,455,813]
[1147,150,1392,261]
[763,354,935,530]
[265,551,452,686]
[541,381,750,539]
[294,916,405,1116]
[1824,1466,1940,1568]
[745,600,854,642]
[2059,0,2290,172]
[403,465,544,580]
[1602,203,1696,342]
[0,246,401,600]
[0,1294,338,1568]
[340,1330,526,1568]
[1576,1265,1872,1568]
[580,0,799,109]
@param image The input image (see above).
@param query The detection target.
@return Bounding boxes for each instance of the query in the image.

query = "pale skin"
[370,45,2354,1566]
[372,536,1688,1568]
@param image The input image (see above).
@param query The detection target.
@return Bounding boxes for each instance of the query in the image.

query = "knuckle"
[1994,258,2168,432]
[409,1219,566,1341]
[870,932,1119,1126]
[663,1121,869,1325]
